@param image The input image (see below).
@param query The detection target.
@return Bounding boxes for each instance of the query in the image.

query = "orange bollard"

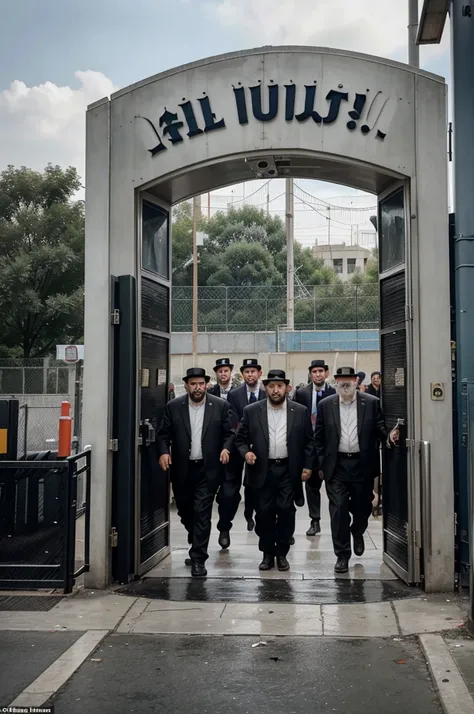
[58,401,72,457]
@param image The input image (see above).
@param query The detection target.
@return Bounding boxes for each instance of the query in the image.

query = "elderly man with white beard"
[315,367,399,574]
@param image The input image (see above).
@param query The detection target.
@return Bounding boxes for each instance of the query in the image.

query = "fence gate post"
[0,399,19,460]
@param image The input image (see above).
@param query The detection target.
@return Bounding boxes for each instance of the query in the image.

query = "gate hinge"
[109,527,118,548]
[405,304,413,321]
[412,529,421,548]
[108,438,119,451]
[406,438,416,449]
[111,309,120,325]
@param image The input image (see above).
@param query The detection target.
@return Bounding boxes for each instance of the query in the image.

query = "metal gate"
[378,183,420,584]
[137,198,171,575]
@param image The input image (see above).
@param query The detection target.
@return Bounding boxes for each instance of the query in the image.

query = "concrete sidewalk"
[0,505,472,713]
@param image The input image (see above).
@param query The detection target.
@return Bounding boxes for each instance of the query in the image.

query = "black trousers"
[305,467,323,521]
[173,460,218,563]
[253,460,295,557]
[325,455,373,560]
[217,455,254,531]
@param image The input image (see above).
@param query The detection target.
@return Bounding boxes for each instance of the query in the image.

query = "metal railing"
[0,448,91,593]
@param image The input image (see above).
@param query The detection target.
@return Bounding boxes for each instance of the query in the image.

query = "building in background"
[312,243,373,282]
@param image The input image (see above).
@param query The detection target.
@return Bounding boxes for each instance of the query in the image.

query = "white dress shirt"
[267,402,288,459]
[189,398,205,459]
[338,397,360,453]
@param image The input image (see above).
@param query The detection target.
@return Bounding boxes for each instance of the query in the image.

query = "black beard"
[189,391,205,403]
[268,394,286,405]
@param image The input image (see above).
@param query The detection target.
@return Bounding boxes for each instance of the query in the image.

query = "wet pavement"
[0,631,81,703]
[46,633,442,714]
[118,500,420,605]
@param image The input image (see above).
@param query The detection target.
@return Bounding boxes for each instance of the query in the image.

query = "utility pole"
[286,178,294,330]
[192,195,200,365]
[408,0,420,67]
[266,183,270,216]
[207,192,211,219]
[327,206,331,245]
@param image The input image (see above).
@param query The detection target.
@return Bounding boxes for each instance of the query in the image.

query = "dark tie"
[249,391,257,403]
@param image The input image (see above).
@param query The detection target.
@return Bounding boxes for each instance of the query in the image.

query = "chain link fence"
[172,283,379,332]
[0,359,82,456]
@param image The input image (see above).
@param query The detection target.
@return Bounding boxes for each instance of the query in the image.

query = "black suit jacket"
[235,399,314,505]
[227,383,266,427]
[293,382,336,412]
[208,384,234,398]
[315,392,387,482]
[156,394,234,487]
[366,384,381,399]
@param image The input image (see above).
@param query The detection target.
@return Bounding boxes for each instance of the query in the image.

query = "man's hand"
[301,468,312,482]
[318,470,324,480]
[159,454,171,472]
[389,427,400,445]
[245,451,257,465]
[220,448,230,464]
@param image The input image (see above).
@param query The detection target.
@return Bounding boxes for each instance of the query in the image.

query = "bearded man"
[315,367,399,574]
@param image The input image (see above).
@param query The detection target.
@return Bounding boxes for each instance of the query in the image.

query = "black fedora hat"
[240,358,262,372]
[262,369,290,386]
[213,357,234,372]
[309,359,325,371]
[334,367,357,379]
[183,367,210,383]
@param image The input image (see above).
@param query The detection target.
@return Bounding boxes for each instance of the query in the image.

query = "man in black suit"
[235,369,314,572]
[315,366,399,574]
[366,371,381,399]
[294,359,336,536]
[216,358,266,549]
[157,367,234,577]
[208,357,235,399]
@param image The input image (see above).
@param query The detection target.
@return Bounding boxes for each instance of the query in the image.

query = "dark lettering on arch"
[136,115,168,157]
[295,85,322,124]
[198,96,226,132]
[322,90,349,124]
[284,84,296,121]
[233,86,249,124]
[249,84,279,122]
[159,109,184,144]
[179,101,204,138]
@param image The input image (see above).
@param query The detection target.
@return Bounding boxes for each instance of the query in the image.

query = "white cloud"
[0,71,117,186]
[206,0,449,64]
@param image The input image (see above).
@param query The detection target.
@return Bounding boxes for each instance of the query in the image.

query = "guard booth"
[83,46,454,592]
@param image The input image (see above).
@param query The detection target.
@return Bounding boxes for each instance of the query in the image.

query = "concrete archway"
[84,46,452,592]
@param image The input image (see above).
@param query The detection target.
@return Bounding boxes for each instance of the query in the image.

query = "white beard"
[337,383,357,403]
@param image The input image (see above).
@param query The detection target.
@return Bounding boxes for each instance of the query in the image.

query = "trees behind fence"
[172,283,379,332]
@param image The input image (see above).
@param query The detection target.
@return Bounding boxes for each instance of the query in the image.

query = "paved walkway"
[0,501,472,713]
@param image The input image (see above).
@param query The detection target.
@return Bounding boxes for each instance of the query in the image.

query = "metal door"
[137,197,172,574]
[378,183,420,584]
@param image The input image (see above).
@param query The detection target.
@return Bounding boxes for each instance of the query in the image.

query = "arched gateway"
[84,46,453,593]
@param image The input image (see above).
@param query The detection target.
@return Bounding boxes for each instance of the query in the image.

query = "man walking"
[157,367,234,577]
[315,367,398,574]
[208,357,235,399]
[235,369,313,572]
[217,358,266,549]
[294,359,335,536]
[366,371,381,399]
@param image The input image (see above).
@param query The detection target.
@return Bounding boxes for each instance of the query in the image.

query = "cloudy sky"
[0,0,451,242]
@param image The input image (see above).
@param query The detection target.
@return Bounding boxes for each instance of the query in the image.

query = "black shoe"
[191,561,207,577]
[306,519,321,536]
[259,554,274,571]
[246,518,255,532]
[276,556,290,571]
[353,535,365,556]
[218,531,230,550]
[334,557,349,574]
[185,558,192,566]
[289,536,295,545]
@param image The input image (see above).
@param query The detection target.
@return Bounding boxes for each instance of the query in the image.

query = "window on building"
[333,258,343,274]
[347,258,356,274]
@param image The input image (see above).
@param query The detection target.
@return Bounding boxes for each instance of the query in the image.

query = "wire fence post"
[225,286,229,331]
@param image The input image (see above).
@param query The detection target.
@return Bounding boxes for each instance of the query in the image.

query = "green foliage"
[0,164,84,357]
